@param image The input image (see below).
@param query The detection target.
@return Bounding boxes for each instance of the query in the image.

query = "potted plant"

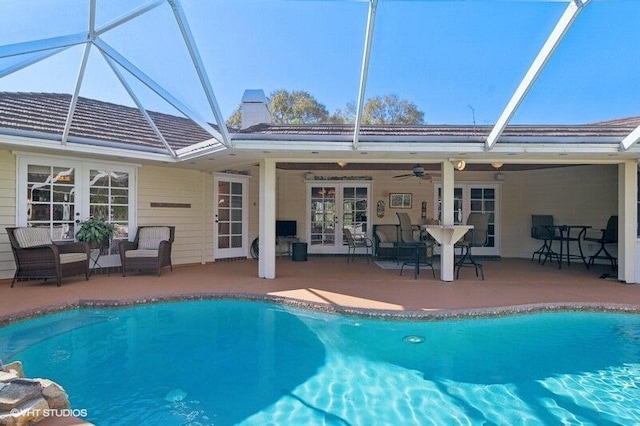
[76,217,117,249]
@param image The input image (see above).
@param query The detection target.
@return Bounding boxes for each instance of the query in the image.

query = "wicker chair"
[119,226,175,276]
[6,227,90,287]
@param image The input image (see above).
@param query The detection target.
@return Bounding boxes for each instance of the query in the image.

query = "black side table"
[291,242,308,261]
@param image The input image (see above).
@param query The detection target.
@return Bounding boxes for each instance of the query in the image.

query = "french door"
[306,182,371,254]
[213,174,249,259]
[17,155,137,267]
[435,183,500,256]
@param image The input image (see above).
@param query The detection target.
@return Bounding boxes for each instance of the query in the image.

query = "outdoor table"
[421,225,473,282]
[545,225,591,269]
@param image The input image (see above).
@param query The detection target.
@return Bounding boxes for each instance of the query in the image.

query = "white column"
[439,161,456,281]
[259,159,277,279]
[619,161,637,283]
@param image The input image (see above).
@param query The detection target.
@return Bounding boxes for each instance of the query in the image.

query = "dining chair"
[455,212,490,280]
[396,212,435,279]
[343,228,373,263]
[585,215,618,270]
[530,214,558,264]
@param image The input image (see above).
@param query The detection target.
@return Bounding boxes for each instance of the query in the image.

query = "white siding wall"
[137,165,213,266]
[0,150,16,279]
[502,164,618,259]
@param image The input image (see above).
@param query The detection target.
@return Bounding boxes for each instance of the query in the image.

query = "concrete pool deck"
[2,256,640,426]
[2,257,640,323]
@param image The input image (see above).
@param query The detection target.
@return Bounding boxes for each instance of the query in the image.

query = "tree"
[329,94,425,125]
[225,90,425,127]
[225,89,330,128]
[346,94,425,125]
[269,89,329,124]
[226,105,242,129]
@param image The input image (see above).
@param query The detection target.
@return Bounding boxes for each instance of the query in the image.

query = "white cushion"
[138,227,170,250]
[14,228,52,248]
[125,249,159,258]
[60,253,88,264]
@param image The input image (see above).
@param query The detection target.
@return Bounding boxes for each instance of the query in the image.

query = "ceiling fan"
[393,164,440,181]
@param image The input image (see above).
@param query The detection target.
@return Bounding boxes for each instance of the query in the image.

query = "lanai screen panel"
[0,0,638,156]
[180,0,368,126]
[364,0,566,126]
[512,0,640,125]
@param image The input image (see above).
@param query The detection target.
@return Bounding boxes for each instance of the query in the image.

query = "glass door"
[86,168,132,265]
[342,185,369,238]
[214,175,248,259]
[26,165,78,242]
[309,185,337,253]
[307,182,371,254]
[436,184,499,256]
[18,155,137,268]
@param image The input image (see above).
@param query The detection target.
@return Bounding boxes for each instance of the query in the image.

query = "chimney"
[241,89,271,129]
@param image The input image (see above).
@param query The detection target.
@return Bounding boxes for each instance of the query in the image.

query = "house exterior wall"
[273,164,619,261]
[0,150,16,279]
[137,165,213,266]
[499,164,618,259]
[0,155,626,280]
[0,158,216,279]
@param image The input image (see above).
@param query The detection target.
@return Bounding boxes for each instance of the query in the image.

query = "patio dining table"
[544,224,591,269]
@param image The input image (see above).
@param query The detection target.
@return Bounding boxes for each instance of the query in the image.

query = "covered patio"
[0,0,639,286]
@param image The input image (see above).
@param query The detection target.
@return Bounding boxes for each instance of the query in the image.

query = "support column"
[439,161,456,281]
[619,161,637,283]
[259,159,276,279]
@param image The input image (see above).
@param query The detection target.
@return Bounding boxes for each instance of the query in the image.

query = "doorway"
[306,182,371,254]
[17,155,136,268]
[213,174,249,259]
[435,183,500,256]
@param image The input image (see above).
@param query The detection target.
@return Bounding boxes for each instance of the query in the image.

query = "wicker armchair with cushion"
[119,226,175,276]
[373,225,399,259]
[6,227,90,287]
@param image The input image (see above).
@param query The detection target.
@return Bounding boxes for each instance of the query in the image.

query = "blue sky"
[1,0,638,125]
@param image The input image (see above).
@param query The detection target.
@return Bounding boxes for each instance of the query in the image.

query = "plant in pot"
[76,217,117,251]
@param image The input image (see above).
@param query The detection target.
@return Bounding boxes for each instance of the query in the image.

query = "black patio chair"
[585,215,618,270]
[455,212,490,280]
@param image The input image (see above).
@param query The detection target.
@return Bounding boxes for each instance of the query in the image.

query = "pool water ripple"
[1,300,640,425]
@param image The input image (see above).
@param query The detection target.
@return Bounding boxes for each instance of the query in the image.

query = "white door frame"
[213,173,249,260]
[305,181,372,254]
[434,181,501,256]
[16,153,138,267]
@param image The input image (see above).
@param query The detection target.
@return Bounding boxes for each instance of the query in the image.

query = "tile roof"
[240,121,637,139]
[0,92,213,151]
[0,92,638,154]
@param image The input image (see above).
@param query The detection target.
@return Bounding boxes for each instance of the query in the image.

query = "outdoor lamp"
[452,160,466,171]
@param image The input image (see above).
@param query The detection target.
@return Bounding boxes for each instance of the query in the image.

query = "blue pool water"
[1,300,640,425]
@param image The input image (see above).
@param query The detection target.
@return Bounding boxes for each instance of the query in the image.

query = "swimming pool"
[1,299,640,425]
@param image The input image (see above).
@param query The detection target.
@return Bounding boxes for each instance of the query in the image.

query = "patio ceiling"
[1,0,640,170]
